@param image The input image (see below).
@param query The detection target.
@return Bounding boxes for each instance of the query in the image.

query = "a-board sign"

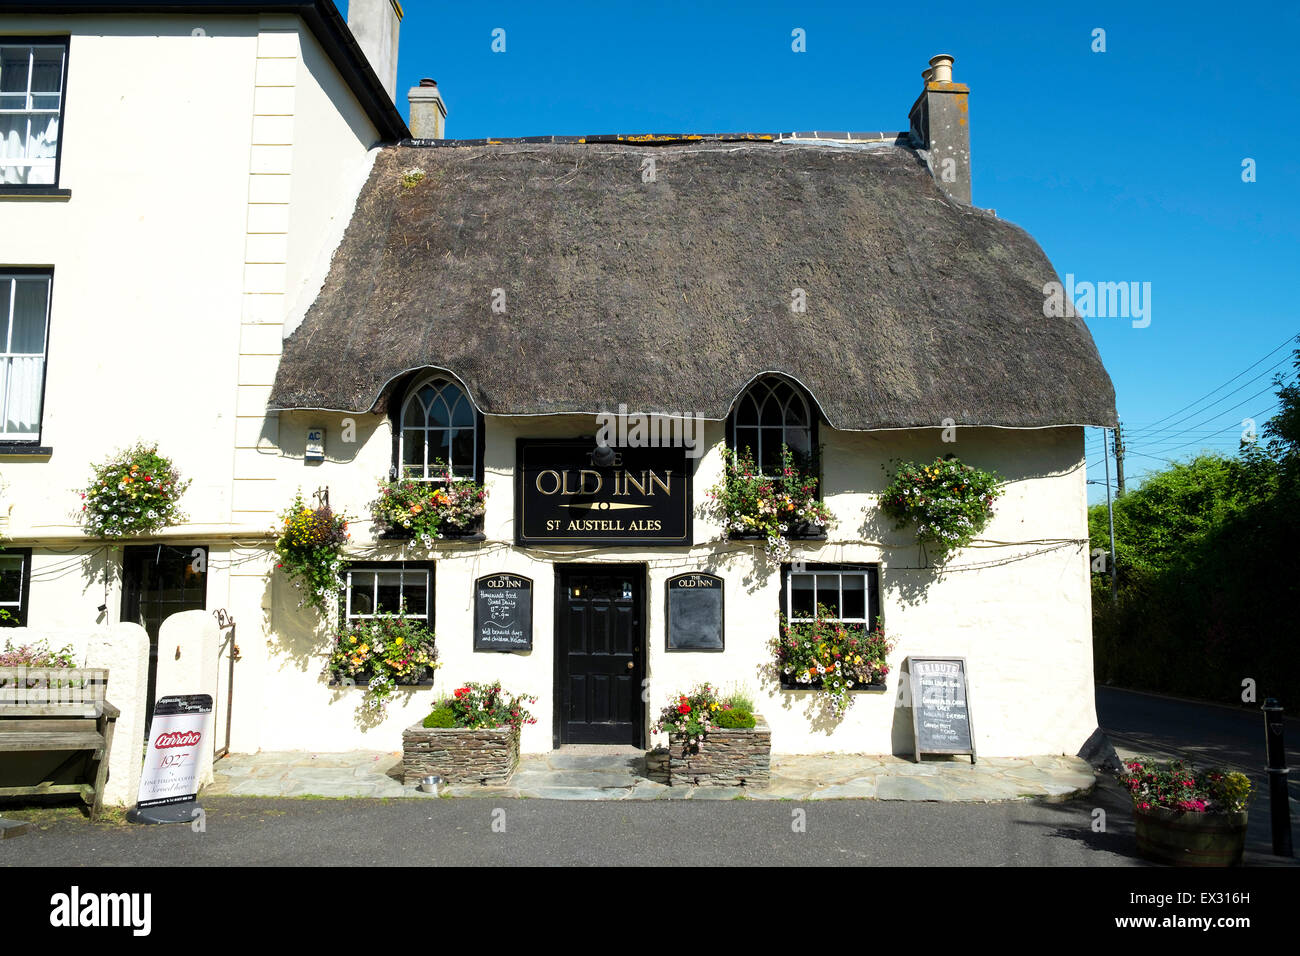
[666,573,724,650]
[906,657,975,764]
[136,694,213,808]
[474,573,533,651]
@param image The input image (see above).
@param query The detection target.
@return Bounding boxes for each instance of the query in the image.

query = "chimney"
[347,0,402,102]
[908,54,971,205]
[408,78,447,139]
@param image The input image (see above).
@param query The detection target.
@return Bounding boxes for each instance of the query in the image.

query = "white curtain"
[26,114,57,184]
[0,115,25,185]
[2,356,42,436]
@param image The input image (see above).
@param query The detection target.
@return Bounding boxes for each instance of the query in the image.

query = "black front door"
[121,544,209,731]
[555,565,644,746]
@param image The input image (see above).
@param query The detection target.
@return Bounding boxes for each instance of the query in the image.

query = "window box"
[779,677,888,692]
[401,723,520,786]
[647,715,771,788]
[328,667,435,688]
[377,518,485,542]
[728,520,826,541]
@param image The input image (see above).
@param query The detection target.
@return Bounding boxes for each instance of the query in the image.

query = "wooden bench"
[0,667,120,820]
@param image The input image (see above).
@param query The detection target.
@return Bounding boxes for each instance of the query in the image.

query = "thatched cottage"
[0,0,1114,762]
[264,62,1115,755]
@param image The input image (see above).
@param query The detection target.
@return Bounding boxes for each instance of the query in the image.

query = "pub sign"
[515,439,692,545]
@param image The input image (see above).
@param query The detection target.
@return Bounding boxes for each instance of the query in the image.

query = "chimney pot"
[928,54,954,83]
[908,54,971,204]
[408,81,448,139]
[921,68,934,83]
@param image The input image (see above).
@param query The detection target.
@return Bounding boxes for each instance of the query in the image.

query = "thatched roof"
[270,139,1117,429]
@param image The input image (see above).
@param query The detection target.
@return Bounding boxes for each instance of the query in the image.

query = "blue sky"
[350,0,1300,502]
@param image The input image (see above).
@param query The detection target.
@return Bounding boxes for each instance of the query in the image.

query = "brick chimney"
[908,54,971,205]
[408,78,447,139]
[347,0,402,102]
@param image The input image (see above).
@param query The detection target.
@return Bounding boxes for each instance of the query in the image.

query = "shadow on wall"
[78,548,118,627]
[881,561,939,610]
[264,569,428,733]
[275,411,382,467]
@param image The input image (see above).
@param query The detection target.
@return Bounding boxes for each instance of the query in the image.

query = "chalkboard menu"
[907,657,976,763]
[474,574,533,652]
[665,573,724,651]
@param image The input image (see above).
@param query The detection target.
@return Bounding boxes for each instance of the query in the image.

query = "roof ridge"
[400,132,911,148]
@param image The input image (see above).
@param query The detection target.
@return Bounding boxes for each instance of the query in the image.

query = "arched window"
[729,376,814,474]
[397,376,479,481]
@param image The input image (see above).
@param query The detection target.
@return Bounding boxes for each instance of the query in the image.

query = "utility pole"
[1113,420,1126,496]
[1103,428,1118,605]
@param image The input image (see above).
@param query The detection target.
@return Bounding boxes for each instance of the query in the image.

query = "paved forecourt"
[201,748,1096,802]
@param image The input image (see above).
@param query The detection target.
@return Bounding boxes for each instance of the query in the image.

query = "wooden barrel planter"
[401,723,520,786]
[1134,807,1248,866]
[648,715,772,788]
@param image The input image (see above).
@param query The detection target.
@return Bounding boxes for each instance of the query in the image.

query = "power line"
[1126,354,1296,441]
[1133,378,1292,453]
[1121,332,1298,437]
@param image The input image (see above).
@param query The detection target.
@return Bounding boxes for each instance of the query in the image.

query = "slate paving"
[204,747,1095,803]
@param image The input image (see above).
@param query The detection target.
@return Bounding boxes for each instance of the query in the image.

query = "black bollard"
[1262,699,1293,858]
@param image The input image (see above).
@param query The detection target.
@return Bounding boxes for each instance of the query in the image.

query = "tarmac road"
[2,791,1143,867]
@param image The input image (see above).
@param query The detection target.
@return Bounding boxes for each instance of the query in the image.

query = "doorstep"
[203,748,1095,803]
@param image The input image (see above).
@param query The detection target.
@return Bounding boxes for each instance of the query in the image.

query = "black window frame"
[0,266,53,451]
[726,374,822,490]
[0,546,32,626]
[779,562,880,627]
[387,371,485,484]
[339,559,436,629]
[0,35,72,195]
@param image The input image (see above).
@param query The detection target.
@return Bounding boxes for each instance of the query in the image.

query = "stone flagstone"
[205,747,1095,803]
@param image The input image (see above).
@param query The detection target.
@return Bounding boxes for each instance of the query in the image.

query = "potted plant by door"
[1118,756,1252,866]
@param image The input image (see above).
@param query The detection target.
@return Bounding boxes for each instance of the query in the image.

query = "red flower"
[677,703,691,714]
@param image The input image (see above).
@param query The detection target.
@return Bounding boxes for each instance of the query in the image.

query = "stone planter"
[401,723,520,786]
[648,715,771,787]
[1134,806,1248,866]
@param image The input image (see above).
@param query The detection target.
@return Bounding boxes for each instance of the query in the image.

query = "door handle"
[627,661,634,670]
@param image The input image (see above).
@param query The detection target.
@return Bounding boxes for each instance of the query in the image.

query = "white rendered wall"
[247,412,1097,758]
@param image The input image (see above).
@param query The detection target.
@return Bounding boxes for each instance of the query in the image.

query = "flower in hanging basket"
[880,456,1003,560]
[77,442,190,539]
[275,491,350,615]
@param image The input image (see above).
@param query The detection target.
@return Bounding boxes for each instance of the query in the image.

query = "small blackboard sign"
[666,573,724,651]
[906,657,976,764]
[474,574,533,652]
